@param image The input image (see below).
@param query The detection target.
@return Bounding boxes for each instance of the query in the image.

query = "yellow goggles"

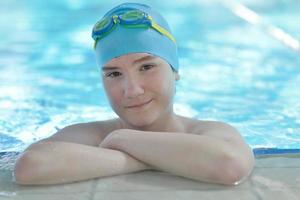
[92,9,176,49]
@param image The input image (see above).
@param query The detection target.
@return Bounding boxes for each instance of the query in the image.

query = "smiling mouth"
[125,99,153,109]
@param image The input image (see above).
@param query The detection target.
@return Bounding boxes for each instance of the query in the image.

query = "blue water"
[0,0,300,153]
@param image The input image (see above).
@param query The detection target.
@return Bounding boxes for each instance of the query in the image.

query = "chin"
[122,113,158,130]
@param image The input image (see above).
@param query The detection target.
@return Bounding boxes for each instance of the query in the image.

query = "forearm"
[101,130,253,185]
[14,141,150,185]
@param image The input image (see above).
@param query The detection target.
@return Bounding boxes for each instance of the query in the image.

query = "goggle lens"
[94,17,111,32]
[120,10,144,22]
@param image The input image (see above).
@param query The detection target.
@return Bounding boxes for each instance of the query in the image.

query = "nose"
[123,75,145,98]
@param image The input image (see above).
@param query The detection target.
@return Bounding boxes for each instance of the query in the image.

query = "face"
[101,53,180,129]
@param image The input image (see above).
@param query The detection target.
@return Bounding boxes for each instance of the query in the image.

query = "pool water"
[0,0,300,153]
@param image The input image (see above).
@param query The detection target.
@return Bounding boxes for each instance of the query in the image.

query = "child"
[14,2,254,185]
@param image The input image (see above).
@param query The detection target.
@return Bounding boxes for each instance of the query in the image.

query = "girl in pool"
[14,2,254,185]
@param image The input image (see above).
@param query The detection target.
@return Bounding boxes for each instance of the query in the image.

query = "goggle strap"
[151,21,176,44]
[146,16,176,44]
[123,24,149,29]
[112,15,118,23]
[93,26,118,49]
[94,40,97,49]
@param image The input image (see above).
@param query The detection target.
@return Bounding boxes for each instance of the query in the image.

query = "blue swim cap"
[92,3,179,72]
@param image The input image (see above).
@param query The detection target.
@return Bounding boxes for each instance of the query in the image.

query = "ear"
[175,73,180,81]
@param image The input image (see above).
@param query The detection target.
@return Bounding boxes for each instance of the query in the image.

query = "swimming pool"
[0,0,300,156]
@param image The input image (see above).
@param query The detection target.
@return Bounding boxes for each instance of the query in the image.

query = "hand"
[99,129,155,171]
[99,129,124,150]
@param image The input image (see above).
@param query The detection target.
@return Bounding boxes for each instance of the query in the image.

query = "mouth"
[125,99,153,109]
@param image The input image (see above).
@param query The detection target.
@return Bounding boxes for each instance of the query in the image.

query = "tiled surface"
[0,170,96,193]
[250,155,300,200]
[0,155,299,200]
[254,155,300,168]
[92,190,257,200]
[93,170,252,191]
[251,189,300,200]
[251,168,300,187]
[0,193,92,200]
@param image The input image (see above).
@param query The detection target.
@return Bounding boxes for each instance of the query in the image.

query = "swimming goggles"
[92,9,176,49]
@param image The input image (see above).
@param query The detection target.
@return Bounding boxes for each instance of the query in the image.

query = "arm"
[99,126,254,185]
[14,141,151,185]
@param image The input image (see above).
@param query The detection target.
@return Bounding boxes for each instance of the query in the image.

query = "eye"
[105,71,122,78]
[140,64,155,71]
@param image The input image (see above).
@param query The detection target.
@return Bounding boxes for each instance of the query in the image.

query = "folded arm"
[14,141,151,185]
[99,124,255,185]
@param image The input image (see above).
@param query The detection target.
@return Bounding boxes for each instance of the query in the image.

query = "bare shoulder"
[192,120,239,134]
[179,116,243,143]
[40,118,122,146]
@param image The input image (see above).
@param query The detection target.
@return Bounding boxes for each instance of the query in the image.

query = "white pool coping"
[0,154,299,200]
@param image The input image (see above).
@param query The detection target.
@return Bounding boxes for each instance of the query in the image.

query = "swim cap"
[92,3,179,72]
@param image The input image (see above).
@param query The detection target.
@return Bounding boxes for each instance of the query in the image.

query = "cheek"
[104,82,122,105]
[148,72,174,95]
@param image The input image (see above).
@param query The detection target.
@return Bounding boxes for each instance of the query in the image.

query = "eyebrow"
[102,55,156,71]
[102,66,119,71]
[133,55,156,65]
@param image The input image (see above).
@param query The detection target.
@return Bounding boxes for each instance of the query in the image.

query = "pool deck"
[0,154,299,200]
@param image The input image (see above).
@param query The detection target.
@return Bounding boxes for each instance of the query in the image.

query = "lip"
[125,99,153,109]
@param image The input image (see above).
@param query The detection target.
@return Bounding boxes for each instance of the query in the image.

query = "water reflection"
[0,0,299,151]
